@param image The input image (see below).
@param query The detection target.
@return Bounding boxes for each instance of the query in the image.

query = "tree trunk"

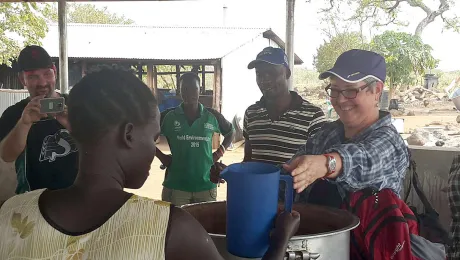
[415,13,438,37]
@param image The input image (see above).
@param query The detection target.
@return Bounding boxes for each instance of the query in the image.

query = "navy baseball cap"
[319,49,386,83]
[17,45,53,72]
[248,47,289,70]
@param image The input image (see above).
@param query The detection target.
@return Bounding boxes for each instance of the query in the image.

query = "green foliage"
[313,32,368,73]
[370,31,439,89]
[0,3,52,66]
[432,69,460,90]
[50,3,134,25]
[320,0,459,36]
[293,68,323,90]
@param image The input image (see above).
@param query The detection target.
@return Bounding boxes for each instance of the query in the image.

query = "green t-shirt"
[160,103,233,192]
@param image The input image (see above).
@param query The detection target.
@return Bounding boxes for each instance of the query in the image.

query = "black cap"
[17,45,53,72]
[319,49,386,83]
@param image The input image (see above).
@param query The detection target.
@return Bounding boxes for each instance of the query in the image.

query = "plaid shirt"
[290,111,409,200]
[447,155,460,259]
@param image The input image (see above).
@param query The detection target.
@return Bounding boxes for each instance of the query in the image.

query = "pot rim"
[181,201,361,239]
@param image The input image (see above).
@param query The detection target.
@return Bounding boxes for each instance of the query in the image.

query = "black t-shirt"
[0,97,78,193]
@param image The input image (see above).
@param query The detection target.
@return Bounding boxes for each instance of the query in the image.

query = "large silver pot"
[182,201,359,260]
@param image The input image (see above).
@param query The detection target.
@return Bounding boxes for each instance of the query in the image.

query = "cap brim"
[319,68,380,83]
[20,64,54,72]
[248,59,283,69]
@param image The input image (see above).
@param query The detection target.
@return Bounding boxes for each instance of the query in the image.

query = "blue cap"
[319,49,386,83]
[248,47,289,70]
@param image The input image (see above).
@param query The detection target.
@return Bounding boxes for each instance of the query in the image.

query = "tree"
[0,3,54,66]
[370,31,439,89]
[50,3,134,25]
[319,0,459,37]
[313,32,368,73]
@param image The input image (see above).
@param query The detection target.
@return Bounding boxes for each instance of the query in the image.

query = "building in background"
[0,24,303,145]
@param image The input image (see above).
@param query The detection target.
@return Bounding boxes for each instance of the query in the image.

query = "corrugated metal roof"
[0,90,29,115]
[41,24,270,61]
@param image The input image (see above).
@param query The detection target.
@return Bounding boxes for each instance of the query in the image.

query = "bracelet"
[217,145,226,157]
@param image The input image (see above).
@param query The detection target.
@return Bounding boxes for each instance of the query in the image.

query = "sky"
[82,0,459,71]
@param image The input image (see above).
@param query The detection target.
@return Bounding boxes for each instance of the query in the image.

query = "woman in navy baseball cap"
[283,49,442,259]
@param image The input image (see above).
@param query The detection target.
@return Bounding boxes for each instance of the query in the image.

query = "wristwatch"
[323,154,336,177]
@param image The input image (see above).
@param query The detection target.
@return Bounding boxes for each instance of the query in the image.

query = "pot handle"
[284,251,320,259]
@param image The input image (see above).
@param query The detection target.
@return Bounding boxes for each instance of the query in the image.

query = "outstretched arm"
[166,207,299,260]
[155,147,172,168]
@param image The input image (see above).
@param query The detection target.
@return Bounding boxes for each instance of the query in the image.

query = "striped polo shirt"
[243,91,327,164]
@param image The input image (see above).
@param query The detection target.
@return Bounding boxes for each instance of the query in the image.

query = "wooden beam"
[201,65,206,94]
[213,61,222,112]
[136,64,143,80]
[155,71,214,76]
[153,66,158,96]
[175,65,180,90]
[212,61,222,149]
[147,63,154,90]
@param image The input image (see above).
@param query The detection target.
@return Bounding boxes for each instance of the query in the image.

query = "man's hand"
[20,95,47,126]
[282,155,328,193]
[53,105,71,130]
[212,152,220,163]
[210,161,226,184]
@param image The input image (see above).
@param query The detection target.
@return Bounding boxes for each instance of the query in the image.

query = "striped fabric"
[290,111,409,201]
[0,189,171,260]
[243,92,326,164]
[447,155,460,260]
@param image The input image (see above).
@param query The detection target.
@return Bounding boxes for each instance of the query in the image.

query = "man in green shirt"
[156,72,234,206]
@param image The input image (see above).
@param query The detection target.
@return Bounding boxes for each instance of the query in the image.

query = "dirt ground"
[125,136,244,201]
[127,108,460,201]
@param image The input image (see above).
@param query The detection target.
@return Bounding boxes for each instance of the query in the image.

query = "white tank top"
[0,189,171,260]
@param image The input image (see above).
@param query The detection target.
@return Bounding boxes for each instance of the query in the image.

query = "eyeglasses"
[325,81,376,99]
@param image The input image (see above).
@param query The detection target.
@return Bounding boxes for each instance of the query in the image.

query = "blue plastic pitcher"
[221,162,294,258]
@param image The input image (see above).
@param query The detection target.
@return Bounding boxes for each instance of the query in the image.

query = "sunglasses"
[325,81,377,99]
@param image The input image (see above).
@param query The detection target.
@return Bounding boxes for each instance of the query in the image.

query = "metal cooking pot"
[182,201,360,260]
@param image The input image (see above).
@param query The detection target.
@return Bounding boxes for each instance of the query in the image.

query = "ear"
[121,122,135,148]
[285,67,291,80]
[375,81,384,100]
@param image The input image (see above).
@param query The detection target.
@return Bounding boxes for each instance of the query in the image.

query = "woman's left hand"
[282,155,328,193]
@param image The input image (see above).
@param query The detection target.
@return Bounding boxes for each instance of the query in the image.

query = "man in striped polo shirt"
[243,47,326,165]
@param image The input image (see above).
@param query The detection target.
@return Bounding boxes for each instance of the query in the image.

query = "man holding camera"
[0,45,78,194]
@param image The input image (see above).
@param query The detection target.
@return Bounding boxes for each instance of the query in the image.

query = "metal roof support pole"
[58,0,69,94]
[286,0,295,90]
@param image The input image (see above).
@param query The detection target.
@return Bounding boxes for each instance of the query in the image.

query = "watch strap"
[323,154,335,178]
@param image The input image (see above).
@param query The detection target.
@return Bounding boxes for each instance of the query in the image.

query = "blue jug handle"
[279,175,293,213]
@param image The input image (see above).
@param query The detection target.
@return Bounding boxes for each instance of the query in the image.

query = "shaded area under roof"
[41,24,303,64]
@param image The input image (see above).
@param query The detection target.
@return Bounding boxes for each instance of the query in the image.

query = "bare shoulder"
[166,206,223,260]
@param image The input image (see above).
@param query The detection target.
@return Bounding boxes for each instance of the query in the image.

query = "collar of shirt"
[326,110,393,143]
[257,91,303,110]
[256,91,304,119]
[174,102,204,116]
